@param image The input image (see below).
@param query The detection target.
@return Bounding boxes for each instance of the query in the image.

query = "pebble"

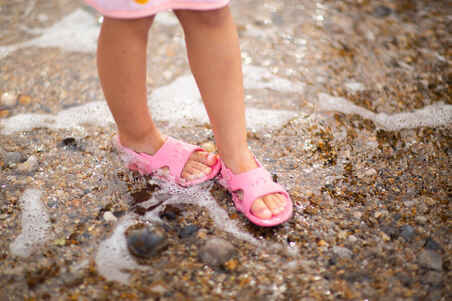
[2,152,26,168]
[125,224,168,259]
[178,225,199,239]
[199,238,236,267]
[424,237,443,252]
[399,225,416,241]
[373,5,392,18]
[103,211,117,223]
[17,155,39,173]
[348,235,358,243]
[352,211,362,219]
[418,250,443,271]
[332,246,353,259]
[1,92,17,107]
[18,95,32,105]
[0,110,9,118]
[415,215,427,224]
[423,271,442,285]
[159,204,182,220]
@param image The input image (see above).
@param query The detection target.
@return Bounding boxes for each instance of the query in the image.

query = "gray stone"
[423,271,442,285]
[418,250,443,271]
[373,5,392,18]
[424,237,443,252]
[199,238,235,267]
[399,225,416,241]
[17,155,38,173]
[178,225,199,239]
[332,246,353,259]
[125,224,168,259]
[415,215,427,224]
[2,152,25,168]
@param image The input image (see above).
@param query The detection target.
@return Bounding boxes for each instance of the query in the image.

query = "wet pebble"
[415,215,427,224]
[0,92,17,107]
[399,225,416,241]
[332,246,353,259]
[0,110,9,118]
[159,204,182,220]
[125,224,168,259]
[1,152,26,168]
[423,271,443,285]
[373,5,392,18]
[178,224,199,239]
[59,137,79,151]
[424,237,443,252]
[17,155,38,173]
[103,211,117,223]
[348,235,358,243]
[199,238,236,267]
[18,95,32,105]
[418,250,443,271]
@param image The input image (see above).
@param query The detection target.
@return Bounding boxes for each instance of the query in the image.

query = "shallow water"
[1,0,451,300]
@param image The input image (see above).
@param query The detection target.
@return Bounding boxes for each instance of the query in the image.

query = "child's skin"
[97,6,286,219]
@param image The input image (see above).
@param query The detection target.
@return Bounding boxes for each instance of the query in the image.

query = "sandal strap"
[221,163,289,214]
[138,137,201,180]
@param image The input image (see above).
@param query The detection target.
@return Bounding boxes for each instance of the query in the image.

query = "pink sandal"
[113,135,221,187]
[218,159,293,227]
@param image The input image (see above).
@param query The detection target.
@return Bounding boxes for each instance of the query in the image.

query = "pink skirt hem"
[85,0,230,19]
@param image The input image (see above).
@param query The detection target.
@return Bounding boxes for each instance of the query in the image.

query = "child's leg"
[174,7,287,219]
[97,16,216,180]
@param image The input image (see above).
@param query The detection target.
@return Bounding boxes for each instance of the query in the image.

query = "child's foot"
[118,133,218,183]
[221,150,290,221]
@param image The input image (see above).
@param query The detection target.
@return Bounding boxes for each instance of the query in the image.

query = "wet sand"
[0,0,451,300]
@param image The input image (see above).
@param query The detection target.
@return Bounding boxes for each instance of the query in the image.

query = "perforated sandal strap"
[221,162,289,215]
[150,137,201,179]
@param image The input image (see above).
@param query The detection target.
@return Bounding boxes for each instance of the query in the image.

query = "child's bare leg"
[97,16,216,180]
[174,7,287,219]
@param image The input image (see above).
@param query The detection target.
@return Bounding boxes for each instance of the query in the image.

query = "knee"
[178,6,230,28]
[102,16,155,36]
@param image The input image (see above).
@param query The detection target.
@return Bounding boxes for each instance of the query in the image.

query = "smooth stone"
[348,235,358,243]
[103,211,117,223]
[17,155,38,173]
[159,204,182,220]
[199,238,235,267]
[415,215,427,224]
[125,224,168,259]
[399,225,416,241]
[332,246,353,259]
[2,152,26,168]
[373,5,392,18]
[1,92,17,107]
[424,237,443,252]
[178,225,199,239]
[418,250,443,271]
[423,271,442,285]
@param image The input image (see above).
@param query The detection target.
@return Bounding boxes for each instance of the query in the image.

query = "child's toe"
[251,198,272,219]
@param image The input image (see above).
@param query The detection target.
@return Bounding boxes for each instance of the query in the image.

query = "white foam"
[0,9,99,60]
[317,93,452,131]
[243,65,305,93]
[95,215,148,284]
[1,70,299,135]
[145,180,259,245]
[9,189,51,257]
[345,81,365,93]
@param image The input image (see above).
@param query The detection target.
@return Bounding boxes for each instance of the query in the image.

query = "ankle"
[219,147,258,174]
[118,128,165,154]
